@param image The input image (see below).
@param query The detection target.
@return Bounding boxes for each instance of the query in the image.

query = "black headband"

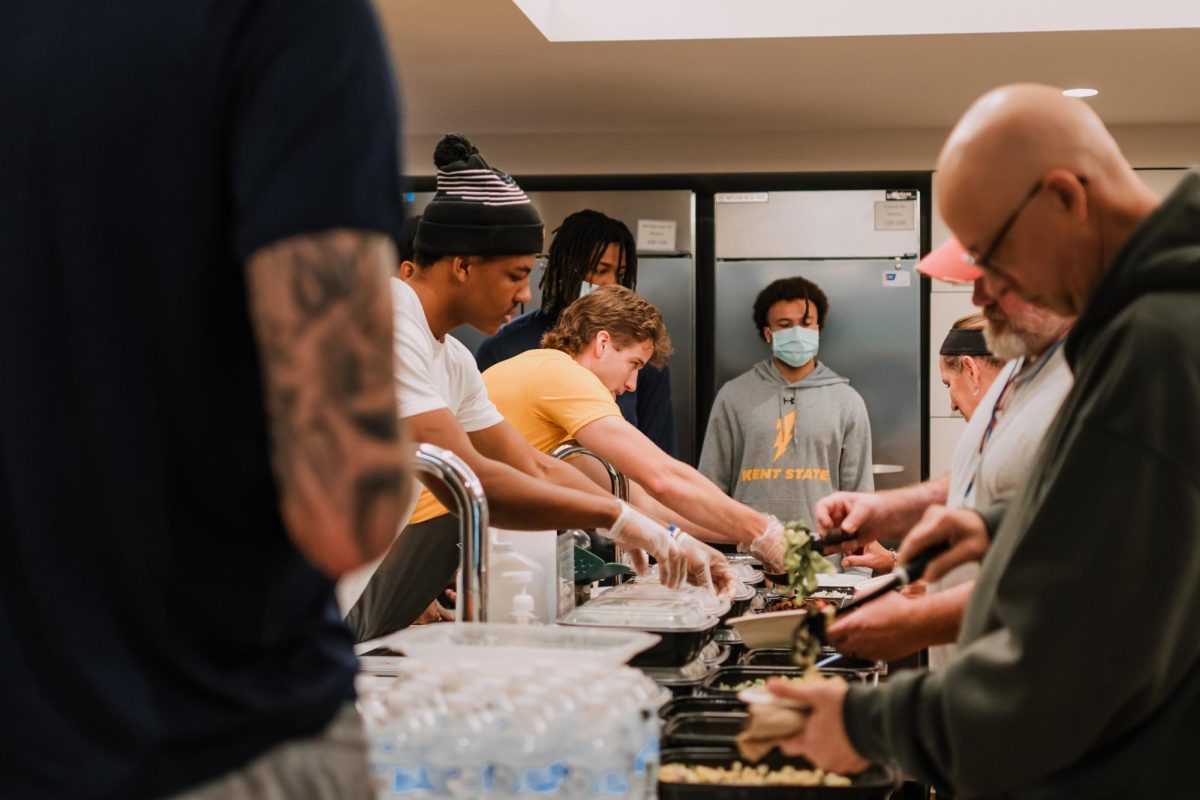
[939,328,992,356]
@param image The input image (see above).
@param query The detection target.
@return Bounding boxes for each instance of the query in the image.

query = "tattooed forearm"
[247,229,410,576]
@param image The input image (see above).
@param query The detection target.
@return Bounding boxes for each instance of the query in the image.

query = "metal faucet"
[412,443,489,622]
[551,444,630,578]
[550,444,629,500]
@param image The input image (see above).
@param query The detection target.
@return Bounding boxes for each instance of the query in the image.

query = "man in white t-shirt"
[811,239,1074,664]
[340,135,744,641]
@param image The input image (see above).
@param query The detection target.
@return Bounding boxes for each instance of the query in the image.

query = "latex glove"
[675,533,738,599]
[742,515,785,574]
[604,502,685,588]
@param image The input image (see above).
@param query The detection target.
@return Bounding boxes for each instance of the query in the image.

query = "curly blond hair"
[541,285,673,368]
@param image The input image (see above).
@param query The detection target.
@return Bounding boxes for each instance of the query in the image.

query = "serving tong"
[809,528,860,550]
[789,541,951,661]
[737,541,950,713]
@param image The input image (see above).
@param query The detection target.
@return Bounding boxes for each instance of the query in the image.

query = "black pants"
[345,514,460,643]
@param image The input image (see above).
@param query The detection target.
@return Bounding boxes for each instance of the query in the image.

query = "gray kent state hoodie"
[699,359,873,529]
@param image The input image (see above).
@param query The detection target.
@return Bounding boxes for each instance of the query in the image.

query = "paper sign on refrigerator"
[636,219,677,252]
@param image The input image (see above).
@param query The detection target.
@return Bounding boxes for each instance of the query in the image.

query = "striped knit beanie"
[415,134,544,256]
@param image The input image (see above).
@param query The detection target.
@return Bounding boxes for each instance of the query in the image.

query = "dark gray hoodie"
[699,359,873,528]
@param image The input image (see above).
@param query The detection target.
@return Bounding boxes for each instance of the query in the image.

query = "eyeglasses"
[962,176,1087,271]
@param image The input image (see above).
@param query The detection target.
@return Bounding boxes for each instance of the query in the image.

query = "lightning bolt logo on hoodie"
[698,358,875,526]
[773,410,796,463]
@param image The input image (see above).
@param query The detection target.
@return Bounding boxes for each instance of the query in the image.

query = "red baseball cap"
[916,238,982,284]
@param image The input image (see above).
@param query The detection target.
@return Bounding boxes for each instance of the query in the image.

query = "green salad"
[781,521,835,595]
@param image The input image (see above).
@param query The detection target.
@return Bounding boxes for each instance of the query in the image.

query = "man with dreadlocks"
[476,209,679,456]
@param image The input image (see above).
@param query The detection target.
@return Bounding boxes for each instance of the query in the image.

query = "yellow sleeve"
[530,356,622,439]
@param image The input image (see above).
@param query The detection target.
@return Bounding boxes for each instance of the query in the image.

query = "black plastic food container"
[702,661,881,692]
[630,618,719,667]
[557,616,719,668]
[740,648,880,672]
[699,665,807,696]
[661,712,748,748]
[659,695,746,720]
[659,747,900,799]
[721,583,758,623]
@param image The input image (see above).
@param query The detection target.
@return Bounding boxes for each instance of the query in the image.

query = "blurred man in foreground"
[1,1,410,796]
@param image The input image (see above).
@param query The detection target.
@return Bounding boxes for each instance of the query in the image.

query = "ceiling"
[373,1,1200,137]
[513,0,1200,42]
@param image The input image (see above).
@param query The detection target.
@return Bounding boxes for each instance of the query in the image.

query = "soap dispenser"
[506,570,538,625]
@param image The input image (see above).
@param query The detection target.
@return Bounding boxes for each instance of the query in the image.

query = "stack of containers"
[359,624,667,799]
[557,581,729,669]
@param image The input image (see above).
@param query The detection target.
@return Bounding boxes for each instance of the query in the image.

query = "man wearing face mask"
[700,277,873,539]
[476,209,679,456]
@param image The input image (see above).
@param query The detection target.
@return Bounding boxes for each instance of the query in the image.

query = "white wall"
[402,124,1200,176]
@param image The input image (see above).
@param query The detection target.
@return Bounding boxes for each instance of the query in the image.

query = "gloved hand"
[742,515,786,574]
[676,533,739,599]
[603,502,685,588]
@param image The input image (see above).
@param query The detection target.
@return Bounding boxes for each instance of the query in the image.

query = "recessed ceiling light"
[1063,88,1099,98]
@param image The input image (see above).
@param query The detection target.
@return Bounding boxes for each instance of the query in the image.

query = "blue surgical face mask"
[579,280,599,298]
[770,326,819,368]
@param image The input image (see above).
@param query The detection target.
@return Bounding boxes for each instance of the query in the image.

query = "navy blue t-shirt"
[0,1,403,797]
[476,308,679,456]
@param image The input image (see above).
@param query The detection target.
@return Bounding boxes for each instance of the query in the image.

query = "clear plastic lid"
[609,577,732,618]
[375,622,660,668]
[732,581,757,602]
[559,600,716,630]
[727,561,764,584]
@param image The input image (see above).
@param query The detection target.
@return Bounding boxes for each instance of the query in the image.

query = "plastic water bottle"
[360,653,662,799]
[372,692,436,798]
[513,694,567,798]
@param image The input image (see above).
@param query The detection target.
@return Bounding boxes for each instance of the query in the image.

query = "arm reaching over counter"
[813,475,951,553]
[482,284,785,571]
[575,416,772,551]
[896,505,993,583]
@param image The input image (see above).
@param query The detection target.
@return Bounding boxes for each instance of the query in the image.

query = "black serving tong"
[791,542,951,663]
[837,541,950,613]
[811,528,859,550]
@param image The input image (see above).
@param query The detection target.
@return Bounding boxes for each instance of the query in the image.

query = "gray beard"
[985,306,1067,361]
[984,323,1029,360]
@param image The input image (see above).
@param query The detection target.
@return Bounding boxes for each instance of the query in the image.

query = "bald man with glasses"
[765,84,1200,799]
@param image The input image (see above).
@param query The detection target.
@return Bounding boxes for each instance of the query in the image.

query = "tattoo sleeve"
[246,229,410,576]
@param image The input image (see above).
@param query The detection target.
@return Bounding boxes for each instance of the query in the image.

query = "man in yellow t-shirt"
[481,286,787,566]
[483,347,621,454]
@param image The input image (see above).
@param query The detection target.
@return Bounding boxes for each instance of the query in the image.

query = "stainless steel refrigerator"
[713,189,923,489]
[405,189,699,463]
